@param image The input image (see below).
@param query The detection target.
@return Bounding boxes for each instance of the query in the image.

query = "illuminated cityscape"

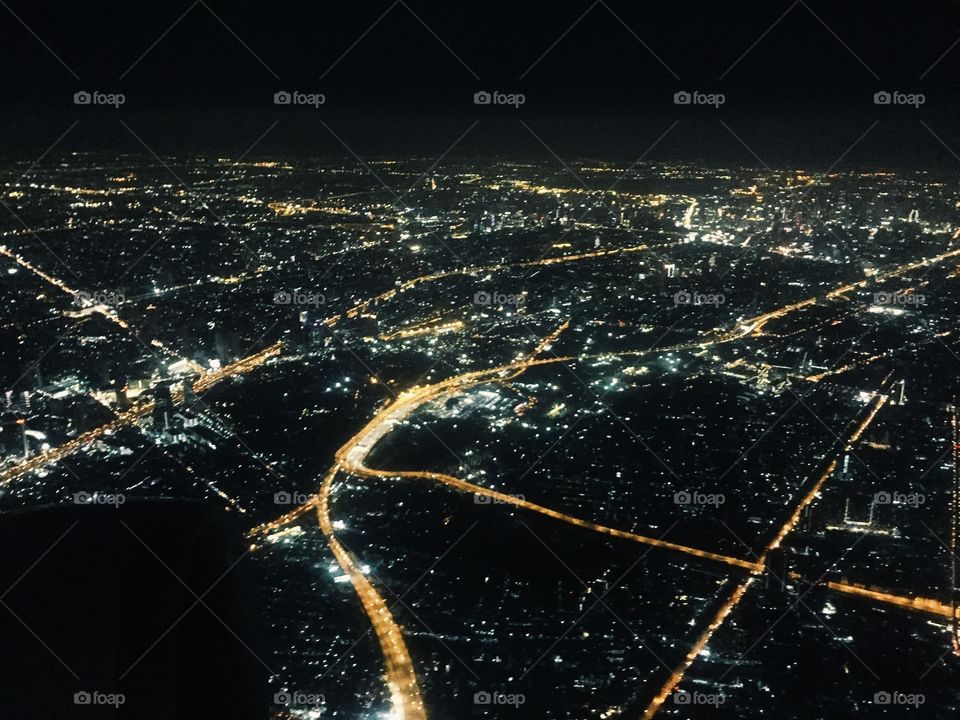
[2,154,960,717]
[4,1,960,718]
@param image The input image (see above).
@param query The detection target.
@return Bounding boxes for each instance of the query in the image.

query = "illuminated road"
[824,580,954,619]
[323,241,667,328]
[952,400,960,653]
[1,224,284,485]
[252,320,758,571]
[246,322,774,720]
[0,342,282,486]
[315,466,426,720]
[0,244,202,372]
[642,379,892,720]
[246,241,960,720]
[279,328,576,720]
[332,385,758,571]
[380,319,464,342]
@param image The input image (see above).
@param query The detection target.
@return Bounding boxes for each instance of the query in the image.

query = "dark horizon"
[3,112,960,171]
[1,1,960,167]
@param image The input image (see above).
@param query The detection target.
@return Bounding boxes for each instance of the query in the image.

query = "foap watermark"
[73,289,125,308]
[874,90,925,108]
[474,492,525,505]
[474,290,525,307]
[74,691,125,708]
[473,691,525,707]
[873,691,925,707]
[474,90,525,108]
[674,90,725,108]
[74,90,125,108]
[273,290,325,307]
[274,491,311,505]
[673,690,726,706]
[874,491,925,507]
[74,491,126,508]
[674,490,725,507]
[274,90,325,108]
[673,290,725,306]
[874,291,926,306]
[273,690,325,708]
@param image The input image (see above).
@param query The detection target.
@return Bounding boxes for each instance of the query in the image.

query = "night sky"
[1,0,960,165]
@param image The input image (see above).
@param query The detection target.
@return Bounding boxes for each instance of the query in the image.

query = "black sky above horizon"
[2,1,960,167]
